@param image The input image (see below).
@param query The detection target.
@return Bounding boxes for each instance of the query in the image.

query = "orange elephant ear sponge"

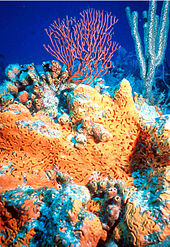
[0,79,140,187]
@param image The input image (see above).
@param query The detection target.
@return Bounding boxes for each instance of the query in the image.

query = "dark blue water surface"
[0,1,169,67]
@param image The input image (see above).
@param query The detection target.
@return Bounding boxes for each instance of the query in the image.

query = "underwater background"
[0,1,169,64]
[0,1,169,246]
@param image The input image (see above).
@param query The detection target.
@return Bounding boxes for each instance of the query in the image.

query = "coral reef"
[113,166,170,246]
[0,61,68,116]
[0,61,169,246]
[87,176,122,231]
[0,171,107,246]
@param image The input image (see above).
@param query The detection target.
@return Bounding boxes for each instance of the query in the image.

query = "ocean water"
[0,1,169,65]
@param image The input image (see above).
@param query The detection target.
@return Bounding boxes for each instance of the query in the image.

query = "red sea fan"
[44,9,120,84]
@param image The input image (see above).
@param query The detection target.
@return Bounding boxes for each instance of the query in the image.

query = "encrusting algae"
[0,61,169,246]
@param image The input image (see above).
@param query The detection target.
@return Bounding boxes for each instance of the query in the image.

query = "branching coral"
[44,8,120,84]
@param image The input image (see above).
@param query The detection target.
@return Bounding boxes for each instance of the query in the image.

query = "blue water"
[0,1,169,65]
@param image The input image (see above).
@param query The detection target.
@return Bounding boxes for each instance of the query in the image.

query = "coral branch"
[44,9,120,84]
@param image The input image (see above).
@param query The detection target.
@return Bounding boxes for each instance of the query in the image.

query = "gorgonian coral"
[44,9,120,84]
